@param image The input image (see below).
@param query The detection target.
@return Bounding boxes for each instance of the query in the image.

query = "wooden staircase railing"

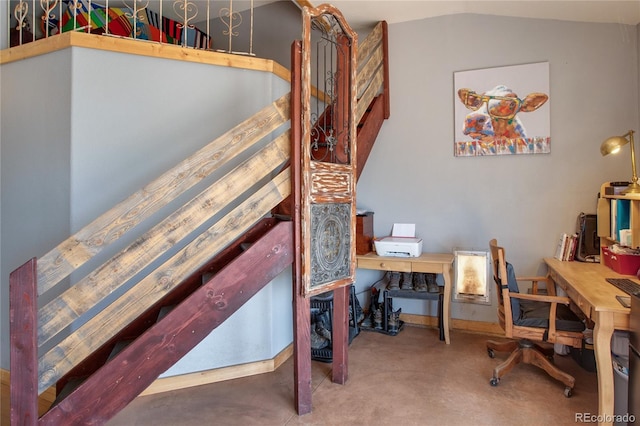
[10,94,292,425]
[9,20,389,425]
[355,21,389,180]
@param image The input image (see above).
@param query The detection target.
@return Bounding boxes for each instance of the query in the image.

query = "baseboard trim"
[140,316,502,396]
[2,316,501,409]
[139,343,294,397]
[399,313,504,336]
[1,369,57,424]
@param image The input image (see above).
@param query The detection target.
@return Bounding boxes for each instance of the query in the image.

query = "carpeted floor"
[109,325,598,426]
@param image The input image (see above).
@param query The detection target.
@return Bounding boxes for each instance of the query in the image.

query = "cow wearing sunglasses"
[457,85,548,153]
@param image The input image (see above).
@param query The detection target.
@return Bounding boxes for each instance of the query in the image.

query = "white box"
[373,223,423,257]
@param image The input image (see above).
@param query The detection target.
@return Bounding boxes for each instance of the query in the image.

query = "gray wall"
[354,14,640,321]
[219,0,303,68]
[1,8,639,376]
[1,49,73,370]
[0,46,292,372]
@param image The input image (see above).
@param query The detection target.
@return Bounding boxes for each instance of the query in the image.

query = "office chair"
[487,239,586,397]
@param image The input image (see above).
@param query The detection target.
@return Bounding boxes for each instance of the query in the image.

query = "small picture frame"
[453,249,491,305]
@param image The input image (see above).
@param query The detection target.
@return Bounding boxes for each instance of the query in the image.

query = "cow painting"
[456,85,549,155]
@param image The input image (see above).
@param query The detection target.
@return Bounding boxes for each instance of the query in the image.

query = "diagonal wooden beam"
[39,221,294,425]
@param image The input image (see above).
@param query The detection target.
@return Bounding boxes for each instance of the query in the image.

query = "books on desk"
[554,232,578,261]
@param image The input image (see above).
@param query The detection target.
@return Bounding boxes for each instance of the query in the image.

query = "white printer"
[374,223,423,257]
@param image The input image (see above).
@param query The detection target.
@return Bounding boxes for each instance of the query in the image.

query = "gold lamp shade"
[600,130,639,194]
[600,136,628,156]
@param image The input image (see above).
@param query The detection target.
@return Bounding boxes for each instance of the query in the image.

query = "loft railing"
[6,0,256,54]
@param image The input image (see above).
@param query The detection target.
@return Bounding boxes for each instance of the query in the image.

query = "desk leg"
[438,293,444,341]
[442,264,452,345]
[593,311,615,426]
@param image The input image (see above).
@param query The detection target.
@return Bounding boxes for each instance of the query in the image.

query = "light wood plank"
[1,32,291,82]
[357,44,383,99]
[37,169,291,393]
[1,369,8,426]
[37,94,290,296]
[357,22,383,68]
[356,66,384,122]
[1,369,55,423]
[139,344,293,396]
[37,132,291,348]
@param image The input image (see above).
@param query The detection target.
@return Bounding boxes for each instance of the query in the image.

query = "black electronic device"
[617,295,632,308]
[606,278,640,295]
[575,212,599,262]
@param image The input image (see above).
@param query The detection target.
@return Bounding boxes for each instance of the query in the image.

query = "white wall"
[354,14,639,322]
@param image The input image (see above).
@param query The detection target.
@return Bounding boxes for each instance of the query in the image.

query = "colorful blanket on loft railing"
[47,0,212,50]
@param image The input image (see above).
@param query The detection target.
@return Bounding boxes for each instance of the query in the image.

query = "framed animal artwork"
[453,62,550,156]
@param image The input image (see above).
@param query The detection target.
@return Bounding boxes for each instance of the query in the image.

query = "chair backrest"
[489,238,516,335]
[488,238,585,347]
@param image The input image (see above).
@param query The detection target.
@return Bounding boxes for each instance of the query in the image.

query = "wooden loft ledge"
[0,31,291,81]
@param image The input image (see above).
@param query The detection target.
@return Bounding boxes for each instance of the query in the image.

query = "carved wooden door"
[300,5,358,296]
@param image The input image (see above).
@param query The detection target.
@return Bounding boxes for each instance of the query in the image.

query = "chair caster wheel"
[487,348,495,358]
[489,377,499,387]
[564,387,572,398]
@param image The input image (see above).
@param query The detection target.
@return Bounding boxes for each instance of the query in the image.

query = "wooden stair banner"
[10,96,292,425]
[37,130,291,350]
[37,168,292,393]
[38,221,294,424]
[355,21,389,181]
[53,217,284,396]
[36,94,291,296]
[9,18,390,425]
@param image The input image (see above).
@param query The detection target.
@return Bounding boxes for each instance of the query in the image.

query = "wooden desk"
[356,252,454,344]
[544,258,631,425]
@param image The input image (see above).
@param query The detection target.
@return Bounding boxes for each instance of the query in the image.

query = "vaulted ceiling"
[305,1,640,29]
[179,1,640,30]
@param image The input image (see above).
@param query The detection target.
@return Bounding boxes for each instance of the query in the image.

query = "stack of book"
[554,233,578,261]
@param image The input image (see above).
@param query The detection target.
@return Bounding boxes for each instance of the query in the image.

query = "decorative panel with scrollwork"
[299,4,357,296]
[309,203,351,288]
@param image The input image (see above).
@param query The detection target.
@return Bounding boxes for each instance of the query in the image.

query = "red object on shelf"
[602,246,640,275]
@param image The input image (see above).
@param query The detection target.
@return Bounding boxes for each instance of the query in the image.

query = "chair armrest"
[509,292,573,342]
[516,275,555,295]
[509,292,571,305]
[516,275,548,282]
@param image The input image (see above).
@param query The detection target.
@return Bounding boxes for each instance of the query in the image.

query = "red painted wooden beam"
[39,221,293,425]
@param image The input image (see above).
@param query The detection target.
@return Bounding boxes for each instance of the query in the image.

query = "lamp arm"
[624,130,640,194]
[629,131,638,185]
